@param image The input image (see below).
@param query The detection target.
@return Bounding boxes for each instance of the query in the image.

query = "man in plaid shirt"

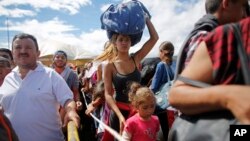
[175,0,249,76]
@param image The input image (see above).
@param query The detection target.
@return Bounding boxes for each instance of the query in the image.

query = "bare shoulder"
[104,62,113,68]
[104,62,114,73]
[97,63,102,71]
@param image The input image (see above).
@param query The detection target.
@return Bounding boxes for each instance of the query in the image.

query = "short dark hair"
[12,33,39,51]
[0,48,13,60]
[205,0,222,14]
[53,50,68,60]
[0,56,11,68]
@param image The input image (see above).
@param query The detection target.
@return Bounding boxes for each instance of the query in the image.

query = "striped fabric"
[204,17,250,85]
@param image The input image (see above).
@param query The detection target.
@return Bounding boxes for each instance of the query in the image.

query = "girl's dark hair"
[159,41,175,64]
[159,41,174,57]
[92,81,105,101]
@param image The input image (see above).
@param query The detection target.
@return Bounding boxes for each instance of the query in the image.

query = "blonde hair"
[128,82,156,108]
[94,35,119,62]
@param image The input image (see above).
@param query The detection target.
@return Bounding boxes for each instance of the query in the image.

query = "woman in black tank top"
[103,17,158,138]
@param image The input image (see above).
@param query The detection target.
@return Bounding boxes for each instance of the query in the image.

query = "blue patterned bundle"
[100,0,151,46]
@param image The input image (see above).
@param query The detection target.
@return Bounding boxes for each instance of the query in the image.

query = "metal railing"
[66,90,125,141]
[81,90,124,141]
[67,121,80,141]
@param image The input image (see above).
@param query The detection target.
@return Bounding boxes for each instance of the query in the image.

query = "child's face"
[137,99,155,120]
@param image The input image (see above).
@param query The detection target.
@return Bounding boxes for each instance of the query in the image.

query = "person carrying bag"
[150,41,176,112]
[168,17,250,141]
[150,41,176,141]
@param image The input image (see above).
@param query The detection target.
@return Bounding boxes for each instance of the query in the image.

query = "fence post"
[67,121,80,141]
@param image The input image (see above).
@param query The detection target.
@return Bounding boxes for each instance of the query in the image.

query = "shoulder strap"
[112,62,118,73]
[174,16,219,80]
[131,56,138,70]
[163,63,171,82]
[232,23,250,84]
[165,63,174,81]
[62,66,72,82]
[113,56,138,74]
[174,34,192,80]
[176,24,227,88]
[177,75,211,88]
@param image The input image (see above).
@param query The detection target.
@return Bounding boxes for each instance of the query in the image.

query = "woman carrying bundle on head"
[100,1,158,140]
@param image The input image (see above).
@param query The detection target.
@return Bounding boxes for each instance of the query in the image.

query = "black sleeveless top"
[112,57,141,103]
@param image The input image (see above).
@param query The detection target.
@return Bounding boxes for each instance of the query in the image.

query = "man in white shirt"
[0,33,79,141]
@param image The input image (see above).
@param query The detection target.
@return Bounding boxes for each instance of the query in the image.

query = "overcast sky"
[0,0,205,58]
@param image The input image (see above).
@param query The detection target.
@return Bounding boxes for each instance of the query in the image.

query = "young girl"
[85,81,106,141]
[122,82,160,141]
[85,81,105,118]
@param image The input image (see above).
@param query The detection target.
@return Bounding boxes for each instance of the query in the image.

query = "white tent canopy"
[38,39,96,66]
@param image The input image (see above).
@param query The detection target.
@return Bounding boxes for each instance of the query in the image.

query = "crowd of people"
[0,0,250,141]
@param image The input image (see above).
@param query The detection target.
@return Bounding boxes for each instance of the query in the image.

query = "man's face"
[12,38,40,69]
[53,53,67,68]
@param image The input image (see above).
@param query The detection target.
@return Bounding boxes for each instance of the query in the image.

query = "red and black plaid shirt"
[204,17,250,85]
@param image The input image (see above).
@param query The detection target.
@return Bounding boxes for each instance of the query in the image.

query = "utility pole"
[6,16,10,49]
